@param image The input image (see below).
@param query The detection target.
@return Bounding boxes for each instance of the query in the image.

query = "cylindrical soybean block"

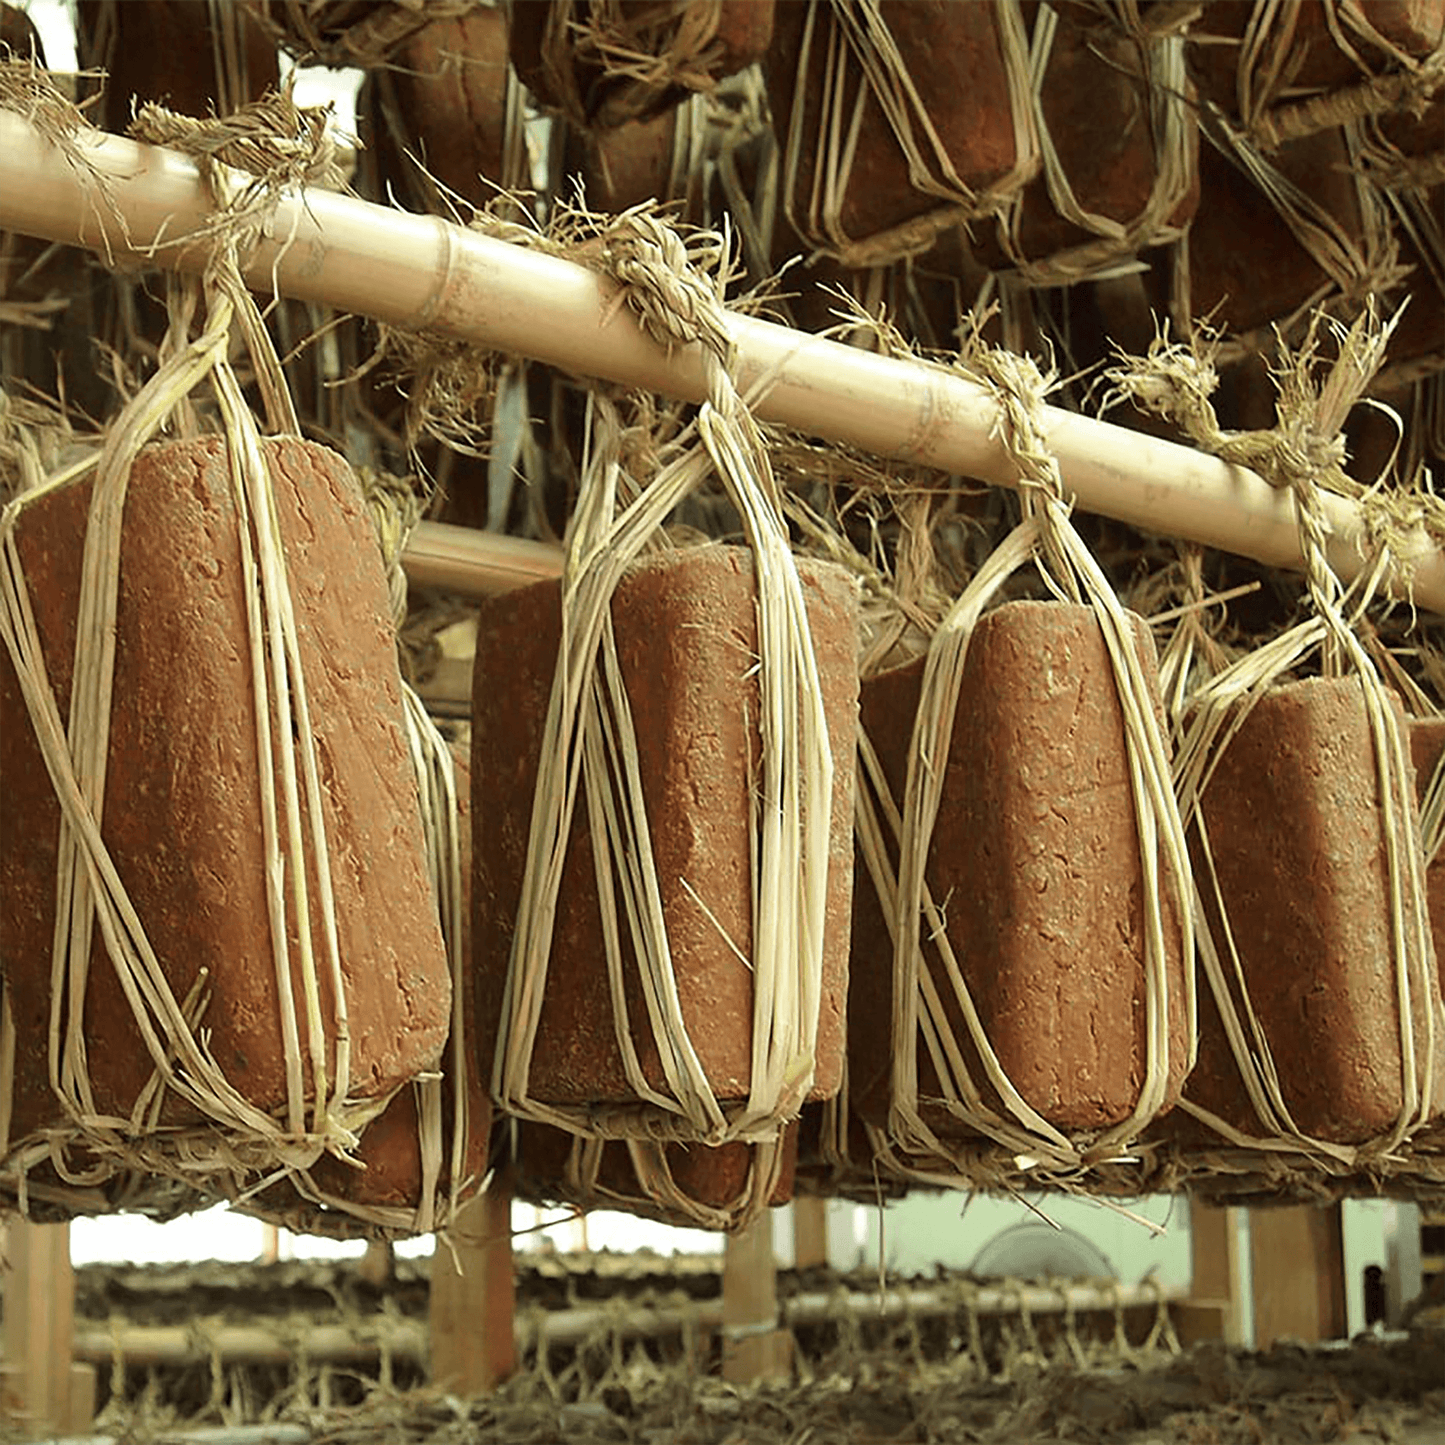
[1184,677,1442,1144]
[471,543,859,1110]
[0,438,453,1158]
[851,600,1189,1135]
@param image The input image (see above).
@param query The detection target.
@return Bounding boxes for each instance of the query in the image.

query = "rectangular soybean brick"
[1185,127,1366,335]
[514,1119,798,1226]
[471,543,858,1109]
[244,746,489,1233]
[766,0,1022,259]
[977,17,1199,268]
[850,600,1189,1136]
[0,437,452,1146]
[364,6,512,213]
[1183,677,1442,1144]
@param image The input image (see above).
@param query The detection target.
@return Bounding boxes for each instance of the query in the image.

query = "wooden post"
[721,1210,791,1383]
[1175,1198,1248,1346]
[429,1175,516,1394]
[792,1196,830,1272]
[1250,1203,1347,1348]
[1,1218,92,1434]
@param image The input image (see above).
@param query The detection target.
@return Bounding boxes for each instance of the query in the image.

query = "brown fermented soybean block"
[471,544,859,1107]
[1186,678,1440,1144]
[851,601,1187,1133]
[766,0,1019,252]
[0,437,451,1139]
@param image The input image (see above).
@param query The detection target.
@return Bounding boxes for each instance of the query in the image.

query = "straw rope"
[490,206,840,1148]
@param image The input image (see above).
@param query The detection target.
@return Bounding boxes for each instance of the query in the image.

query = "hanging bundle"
[249,0,478,71]
[471,209,859,1151]
[766,0,1039,270]
[840,343,1195,1194]
[977,2,1199,287]
[510,0,777,131]
[0,87,458,1220]
[1110,306,1444,1201]
[1183,0,1445,151]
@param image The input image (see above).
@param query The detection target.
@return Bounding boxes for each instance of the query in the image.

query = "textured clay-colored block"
[0,438,452,1145]
[515,1119,798,1227]
[1187,0,1445,112]
[1184,677,1442,1144]
[767,0,1023,262]
[511,0,775,128]
[977,16,1198,268]
[362,5,512,213]
[472,544,858,1109]
[1411,716,1445,985]
[566,106,686,215]
[1184,127,1365,335]
[851,601,1188,1135]
[244,747,490,1234]
[78,0,279,131]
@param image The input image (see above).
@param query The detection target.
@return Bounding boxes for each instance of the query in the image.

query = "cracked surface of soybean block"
[1184,677,1442,1144]
[0,437,452,1149]
[471,543,858,1109]
[850,600,1187,1136]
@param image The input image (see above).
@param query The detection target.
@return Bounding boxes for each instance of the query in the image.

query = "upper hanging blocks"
[471,542,859,1116]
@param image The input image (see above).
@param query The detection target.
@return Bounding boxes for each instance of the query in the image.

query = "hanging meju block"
[1173,670,1445,1156]
[765,0,1038,269]
[850,600,1190,1145]
[472,542,859,1135]
[1,435,454,1211]
[510,0,776,129]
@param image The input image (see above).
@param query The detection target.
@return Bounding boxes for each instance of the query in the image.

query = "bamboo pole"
[0,109,1440,613]
[68,1280,1182,1369]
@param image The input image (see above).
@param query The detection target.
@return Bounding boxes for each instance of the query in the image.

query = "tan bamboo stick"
[1,109,1440,613]
[68,1279,1182,1368]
